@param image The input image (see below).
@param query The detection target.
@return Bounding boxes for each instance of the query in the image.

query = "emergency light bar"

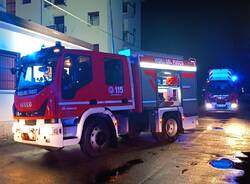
[209,69,232,81]
[140,62,197,72]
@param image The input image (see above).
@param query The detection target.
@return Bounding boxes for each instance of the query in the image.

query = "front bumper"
[205,102,238,112]
[12,119,63,148]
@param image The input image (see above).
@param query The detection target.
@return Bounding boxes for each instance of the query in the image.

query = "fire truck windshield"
[17,56,56,92]
[207,81,234,95]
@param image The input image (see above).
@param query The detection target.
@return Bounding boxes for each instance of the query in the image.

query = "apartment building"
[0,0,6,11]
[14,0,141,53]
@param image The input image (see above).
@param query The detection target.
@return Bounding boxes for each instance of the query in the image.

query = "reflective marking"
[59,100,133,106]
[140,62,197,72]
[59,101,89,105]
[98,100,122,104]
[183,98,197,102]
[143,100,156,104]
[182,85,191,89]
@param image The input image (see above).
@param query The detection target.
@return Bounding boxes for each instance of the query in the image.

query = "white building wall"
[0,91,14,122]
[15,0,141,53]
[16,0,42,23]
[41,0,110,52]
[0,0,6,12]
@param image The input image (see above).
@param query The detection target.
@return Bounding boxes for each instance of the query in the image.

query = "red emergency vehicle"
[204,69,239,112]
[12,43,198,156]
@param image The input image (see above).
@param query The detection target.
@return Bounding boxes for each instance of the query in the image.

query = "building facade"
[0,0,6,11]
[14,0,141,53]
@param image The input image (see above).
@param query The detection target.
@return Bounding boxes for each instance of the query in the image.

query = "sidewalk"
[0,121,13,145]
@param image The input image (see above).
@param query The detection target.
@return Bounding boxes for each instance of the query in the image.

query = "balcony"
[123,30,136,43]
[123,1,136,18]
[44,0,66,8]
[47,24,67,33]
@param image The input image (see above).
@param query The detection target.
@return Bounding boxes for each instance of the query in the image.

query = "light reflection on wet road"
[1,105,250,184]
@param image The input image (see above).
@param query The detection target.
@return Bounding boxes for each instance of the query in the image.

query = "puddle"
[212,127,224,130]
[210,158,234,169]
[95,159,143,183]
[210,152,250,183]
[207,125,224,131]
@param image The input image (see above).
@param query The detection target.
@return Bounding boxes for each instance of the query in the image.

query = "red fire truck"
[204,69,239,112]
[12,43,198,156]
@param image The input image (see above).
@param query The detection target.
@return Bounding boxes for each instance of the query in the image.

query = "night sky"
[142,0,250,90]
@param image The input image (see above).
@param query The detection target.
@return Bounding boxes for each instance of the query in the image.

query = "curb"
[0,137,13,147]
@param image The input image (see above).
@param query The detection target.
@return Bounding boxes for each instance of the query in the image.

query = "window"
[123,2,128,13]
[88,11,99,26]
[54,0,66,5]
[22,0,31,4]
[54,16,65,33]
[6,0,16,15]
[122,2,136,15]
[76,56,92,86]
[104,59,124,85]
[62,54,92,99]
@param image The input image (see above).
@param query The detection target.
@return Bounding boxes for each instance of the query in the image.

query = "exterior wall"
[42,0,110,52]
[0,0,6,11]
[0,91,14,121]
[122,0,141,50]
[15,0,141,53]
[15,0,41,23]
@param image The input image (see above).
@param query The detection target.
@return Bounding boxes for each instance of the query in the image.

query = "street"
[1,104,250,184]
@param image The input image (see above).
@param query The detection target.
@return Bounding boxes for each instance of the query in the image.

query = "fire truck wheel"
[152,116,180,143]
[80,119,112,157]
[163,116,179,142]
[45,147,63,152]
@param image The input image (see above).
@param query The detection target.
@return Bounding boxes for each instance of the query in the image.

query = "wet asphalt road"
[1,104,250,184]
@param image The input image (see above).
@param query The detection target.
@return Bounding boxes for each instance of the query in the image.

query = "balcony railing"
[44,0,66,8]
[47,24,67,33]
[123,30,135,45]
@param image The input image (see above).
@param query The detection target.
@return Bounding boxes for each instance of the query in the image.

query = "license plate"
[217,104,226,107]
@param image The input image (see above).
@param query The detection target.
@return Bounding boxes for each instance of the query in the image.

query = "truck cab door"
[62,54,92,100]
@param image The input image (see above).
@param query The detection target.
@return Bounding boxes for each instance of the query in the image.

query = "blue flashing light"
[118,49,131,57]
[27,52,37,60]
[210,158,234,169]
[209,69,232,81]
[231,75,238,82]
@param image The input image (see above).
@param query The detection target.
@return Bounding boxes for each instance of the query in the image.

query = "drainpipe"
[41,0,42,25]
[109,0,115,53]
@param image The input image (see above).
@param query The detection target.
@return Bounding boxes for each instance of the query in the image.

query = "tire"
[80,118,112,157]
[152,115,180,143]
[45,147,63,152]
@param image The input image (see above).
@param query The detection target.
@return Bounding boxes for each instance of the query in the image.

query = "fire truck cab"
[12,43,198,156]
[204,69,239,112]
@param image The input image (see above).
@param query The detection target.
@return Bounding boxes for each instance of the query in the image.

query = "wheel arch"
[76,108,118,144]
[162,110,183,131]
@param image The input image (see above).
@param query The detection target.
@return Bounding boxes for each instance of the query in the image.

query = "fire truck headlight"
[231,103,238,109]
[205,103,212,109]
